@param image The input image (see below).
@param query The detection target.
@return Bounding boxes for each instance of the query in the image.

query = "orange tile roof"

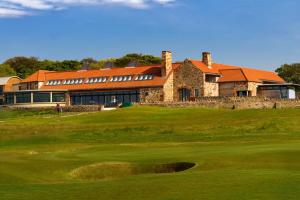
[218,69,247,82]
[38,65,169,90]
[21,70,52,83]
[190,60,284,83]
[190,60,238,74]
[241,67,285,83]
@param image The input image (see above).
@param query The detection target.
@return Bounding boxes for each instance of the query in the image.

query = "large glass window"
[5,93,14,104]
[16,92,31,103]
[33,92,50,103]
[0,86,3,95]
[70,90,140,106]
[52,93,65,102]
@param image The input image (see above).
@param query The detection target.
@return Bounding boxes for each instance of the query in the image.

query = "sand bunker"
[70,162,196,180]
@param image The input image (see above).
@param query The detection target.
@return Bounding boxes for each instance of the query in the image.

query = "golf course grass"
[0,106,299,199]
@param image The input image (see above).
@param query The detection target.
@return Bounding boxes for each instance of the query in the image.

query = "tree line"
[0,53,161,79]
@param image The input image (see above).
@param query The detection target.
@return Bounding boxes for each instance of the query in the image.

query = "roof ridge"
[239,68,249,82]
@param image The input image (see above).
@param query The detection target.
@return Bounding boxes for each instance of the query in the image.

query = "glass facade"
[33,92,50,103]
[5,93,14,104]
[70,90,140,105]
[16,92,31,103]
[0,86,3,95]
[52,93,65,102]
[258,86,291,99]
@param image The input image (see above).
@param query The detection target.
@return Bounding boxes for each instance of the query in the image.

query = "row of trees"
[0,53,161,79]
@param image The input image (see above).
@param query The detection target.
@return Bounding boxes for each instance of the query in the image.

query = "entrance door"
[179,88,191,101]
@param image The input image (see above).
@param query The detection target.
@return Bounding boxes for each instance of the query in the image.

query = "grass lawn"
[0,106,299,200]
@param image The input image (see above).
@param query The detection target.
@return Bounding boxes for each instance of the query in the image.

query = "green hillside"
[0,106,299,200]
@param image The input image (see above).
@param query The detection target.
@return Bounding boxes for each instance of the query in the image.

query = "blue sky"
[0,0,300,70]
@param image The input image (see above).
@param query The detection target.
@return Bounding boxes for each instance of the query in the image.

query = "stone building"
[1,51,293,107]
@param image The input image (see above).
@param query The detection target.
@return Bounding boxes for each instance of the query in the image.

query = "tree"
[0,64,16,77]
[276,63,300,84]
[81,58,97,70]
[1,53,162,78]
[114,53,161,67]
[94,58,117,69]
[4,57,39,78]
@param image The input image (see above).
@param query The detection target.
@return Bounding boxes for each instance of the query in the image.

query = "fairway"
[0,106,300,200]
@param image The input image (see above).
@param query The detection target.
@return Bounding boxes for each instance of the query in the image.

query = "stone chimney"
[161,51,172,77]
[202,52,212,69]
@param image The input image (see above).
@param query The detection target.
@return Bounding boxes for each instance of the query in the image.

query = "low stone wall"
[141,97,300,109]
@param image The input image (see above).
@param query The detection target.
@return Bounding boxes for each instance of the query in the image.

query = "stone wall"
[204,81,219,97]
[140,87,164,103]
[219,81,259,97]
[248,82,259,96]
[173,60,205,100]
[142,97,300,109]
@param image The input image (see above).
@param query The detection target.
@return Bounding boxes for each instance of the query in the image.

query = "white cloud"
[0,7,29,17]
[0,0,176,18]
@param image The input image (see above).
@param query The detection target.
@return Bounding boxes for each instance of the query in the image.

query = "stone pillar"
[65,92,71,106]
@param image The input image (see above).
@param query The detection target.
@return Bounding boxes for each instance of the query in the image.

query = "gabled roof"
[218,68,285,83]
[189,59,285,83]
[190,60,238,74]
[21,70,52,83]
[241,67,285,83]
[218,69,247,82]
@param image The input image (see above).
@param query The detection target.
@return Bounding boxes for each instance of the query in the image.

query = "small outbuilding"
[257,83,300,99]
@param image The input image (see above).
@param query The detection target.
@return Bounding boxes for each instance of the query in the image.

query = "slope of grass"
[0,106,299,200]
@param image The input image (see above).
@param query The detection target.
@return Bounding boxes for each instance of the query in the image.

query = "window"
[195,89,200,97]
[52,93,65,102]
[63,78,84,85]
[5,93,14,104]
[110,76,133,82]
[70,90,140,106]
[205,75,217,83]
[87,77,107,84]
[33,92,50,103]
[179,88,191,102]
[16,92,31,103]
[0,86,3,95]
[135,74,154,81]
